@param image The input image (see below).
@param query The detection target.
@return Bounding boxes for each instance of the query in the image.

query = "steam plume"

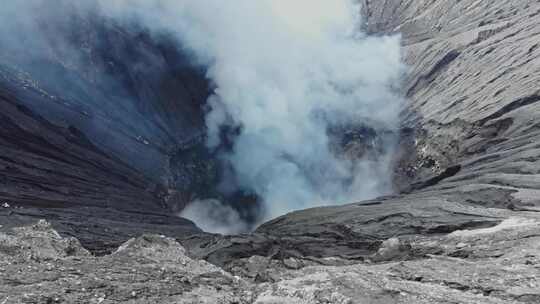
[110,0,404,225]
[1,0,404,233]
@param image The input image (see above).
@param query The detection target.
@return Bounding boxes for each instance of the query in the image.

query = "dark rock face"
[328,122,397,162]
[0,10,210,178]
[0,2,212,252]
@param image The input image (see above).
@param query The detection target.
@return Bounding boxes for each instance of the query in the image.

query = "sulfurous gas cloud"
[2,0,404,234]
[105,0,404,227]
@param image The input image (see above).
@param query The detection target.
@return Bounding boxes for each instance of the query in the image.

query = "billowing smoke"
[180,199,250,235]
[200,3,403,219]
[1,0,404,234]
[103,1,403,227]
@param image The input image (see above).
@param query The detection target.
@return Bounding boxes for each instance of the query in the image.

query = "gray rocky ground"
[1,0,540,303]
[1,215,539,303]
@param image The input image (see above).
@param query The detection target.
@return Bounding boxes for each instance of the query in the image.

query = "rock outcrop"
[1,217,539,303]
[0,221,254,303]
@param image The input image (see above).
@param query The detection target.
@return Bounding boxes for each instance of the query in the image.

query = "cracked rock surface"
[0,221,253,304]
[1,217,539,304]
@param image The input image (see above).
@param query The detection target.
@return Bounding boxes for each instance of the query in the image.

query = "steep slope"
[365,0,540,197]
[0,4,211,252]
[257,0,540,250]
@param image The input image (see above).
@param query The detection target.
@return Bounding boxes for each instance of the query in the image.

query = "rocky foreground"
[1,216,539,303]
[2,0,540,303]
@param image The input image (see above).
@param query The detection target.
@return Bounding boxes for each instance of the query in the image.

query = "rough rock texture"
[0,205,202,256]
[253,216,540,304]
[0,221,254,304]
[2,0,540,303]
[363,0,540,198]
[1,216,539,303]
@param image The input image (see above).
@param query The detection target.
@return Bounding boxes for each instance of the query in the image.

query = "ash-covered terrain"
[1,0,540,303]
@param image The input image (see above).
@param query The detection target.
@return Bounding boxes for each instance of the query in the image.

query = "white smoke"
[4,0,403,233]
[99,0,404,231]
[180,199,249,235]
